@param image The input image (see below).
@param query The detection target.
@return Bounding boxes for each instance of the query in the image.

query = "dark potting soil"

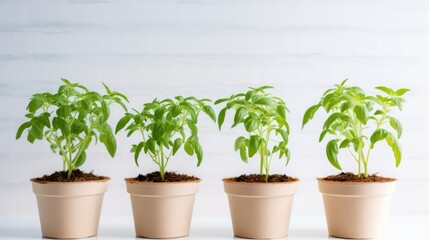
[134,171,200,182]
[322,172,396,182]
[228,174,298,183]
[33,169,106,182]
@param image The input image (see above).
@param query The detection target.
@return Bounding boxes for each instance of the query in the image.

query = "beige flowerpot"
[125,179,200,238]
[223,179,299,239]
[318,178,396,239]
[31,177,110,239]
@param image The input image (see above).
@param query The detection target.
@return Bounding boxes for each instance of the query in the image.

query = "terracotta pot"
[223,178,299,239]
[125,179,200,238]
[318,178,396,238]
[31,177,110,239]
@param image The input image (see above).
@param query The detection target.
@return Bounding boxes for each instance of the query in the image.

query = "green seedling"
[16,79,128,178]
[216,86,291,182]
[302,79,409,178]
[116,96,216,181]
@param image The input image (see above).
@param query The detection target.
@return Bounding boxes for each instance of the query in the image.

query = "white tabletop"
[0,215,427,239]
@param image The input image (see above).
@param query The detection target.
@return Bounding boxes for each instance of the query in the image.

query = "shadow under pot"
[125,179,200,238]
[223,179,299,239]
[318,178,396,239]
[31,178,110,239]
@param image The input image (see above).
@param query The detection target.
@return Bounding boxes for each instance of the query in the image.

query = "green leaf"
[102,82,112,94]
[370,128,389,148]
[389,97,404,110]
[74,151,86,168]
[386,134,402,167]
[240,145,248,163]
[319,129,328,142]
[184,141,194,156]
[395,88,410,96]
[188,122,198,136]
[234,136,247,151]
[134,142,145,166]
[339,139,351,148]
[234,107,247,126]
[217,107,227,130]
[253,97,276,106]
[389,117,403,138]
[248,135,261,158]
[172,138,183,155]
[302,104,320,128]
[245,91,255,101]
[71,120,85,134]
[171,105,183,117]
[323,113,350,130]
[276,128,289,144]
[99,124,117,157]
[38,114,51,128]
[375,86,395,95]
[27,131,35,143]
[202,105,216,122]
[340,101,353,112]
[214,98,229,105]
[276,105,286,119]
[354,105,368,124]
[27,98,44,113]
[244,117,259,132]
[31,120,44,140]
[101,101,110,122]
[115,115,131,134]
[285,148,290,166]
[152,121,166,140]
[145,138,156,155]
[326,140,341,170]
[16,122,31,139]
[189,139,203,166]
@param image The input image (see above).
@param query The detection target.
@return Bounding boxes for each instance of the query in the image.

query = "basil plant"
[16,79,128,178]
[116,96,216,181]
[216,86,291,182]
[302,80,409,178]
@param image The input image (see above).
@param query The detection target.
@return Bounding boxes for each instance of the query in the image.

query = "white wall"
[1,0,428,218]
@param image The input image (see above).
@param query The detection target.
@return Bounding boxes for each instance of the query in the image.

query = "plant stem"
[160,145,165,181]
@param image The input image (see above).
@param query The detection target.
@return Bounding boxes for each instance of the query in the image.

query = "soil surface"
[33,169,106,182]
[227,174,298,183]
[133,171,200,182]
[322,172,396,182]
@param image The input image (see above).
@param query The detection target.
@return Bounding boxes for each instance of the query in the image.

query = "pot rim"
[223,176,299,185]
[317,177,397,185]
[31,176,110,184]
[125,178,201,184]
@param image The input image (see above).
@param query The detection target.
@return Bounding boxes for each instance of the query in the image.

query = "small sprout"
[216,86,291,182]
[16,79,128,178]
[302,79,409,178]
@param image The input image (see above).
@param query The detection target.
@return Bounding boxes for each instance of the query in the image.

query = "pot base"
[32,178,109,239]
[224,179,299,239]
[126,180,200,239]
[318,178,396,239]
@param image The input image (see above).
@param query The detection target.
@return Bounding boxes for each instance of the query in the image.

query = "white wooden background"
[1,0,428,218]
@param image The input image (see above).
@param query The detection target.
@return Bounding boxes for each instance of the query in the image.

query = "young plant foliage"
[302,79,409,177]
[16,79,128,178]
[216,86,291,182]
[116,96,216,181]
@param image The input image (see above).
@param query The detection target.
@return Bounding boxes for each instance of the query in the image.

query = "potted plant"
[215,86,299,239]
[302,80,409,238]
[116,96,216,238]
[15,79,128,239]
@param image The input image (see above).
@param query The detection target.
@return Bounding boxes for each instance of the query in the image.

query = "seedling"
[302,80,409,178]
[16,79,128,178]
[116,96,216,181]
[216,86,291,182]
